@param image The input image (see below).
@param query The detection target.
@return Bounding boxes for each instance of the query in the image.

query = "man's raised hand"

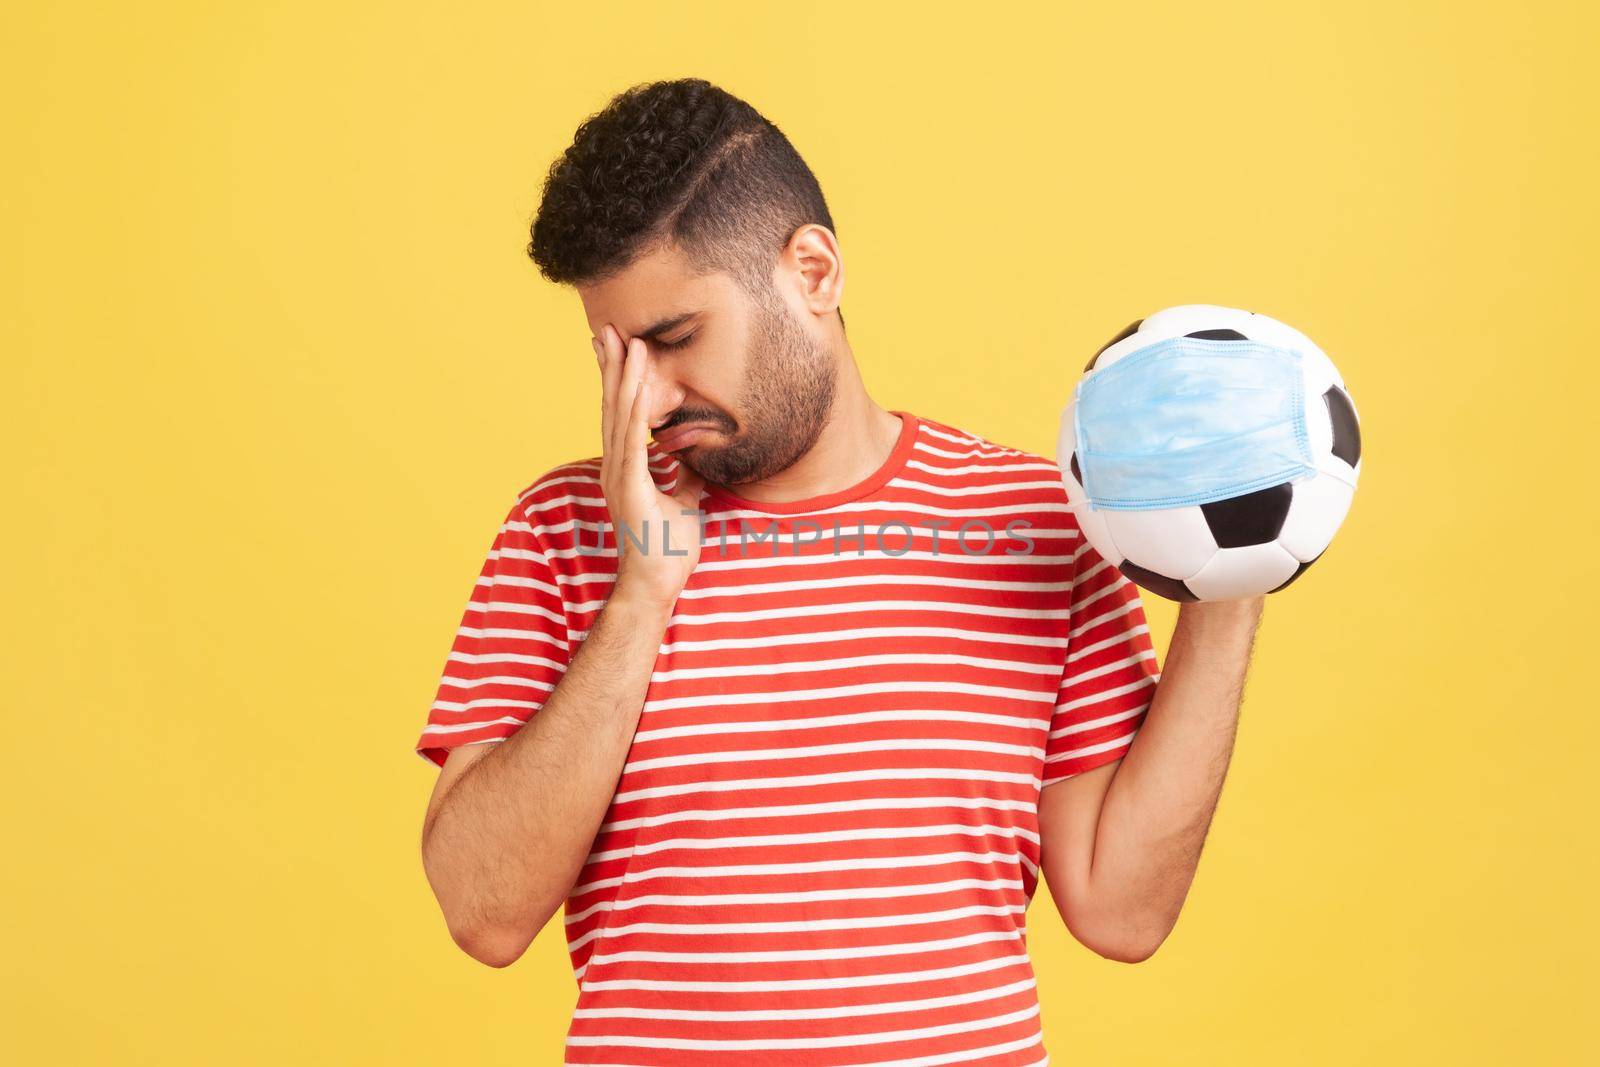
[593,323,706,610]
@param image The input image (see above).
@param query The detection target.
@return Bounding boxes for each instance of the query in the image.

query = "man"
[415,77,1264,1066]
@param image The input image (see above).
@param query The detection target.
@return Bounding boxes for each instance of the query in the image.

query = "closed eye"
[656,332,696,351]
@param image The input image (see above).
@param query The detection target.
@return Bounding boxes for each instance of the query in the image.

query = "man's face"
[577,241,836,487]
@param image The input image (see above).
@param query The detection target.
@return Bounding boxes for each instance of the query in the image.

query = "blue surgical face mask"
[1069,335,1316,511]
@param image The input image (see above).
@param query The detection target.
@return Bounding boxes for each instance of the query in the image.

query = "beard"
[672,286,837,487]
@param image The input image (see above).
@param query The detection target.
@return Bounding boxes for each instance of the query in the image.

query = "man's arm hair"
[419,589,672,967]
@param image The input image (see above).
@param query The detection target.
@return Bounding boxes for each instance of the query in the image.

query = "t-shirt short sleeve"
[1041,534,1162,788]
[414,494,572,768]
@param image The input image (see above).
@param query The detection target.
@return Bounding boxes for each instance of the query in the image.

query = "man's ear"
[782,223,845,317]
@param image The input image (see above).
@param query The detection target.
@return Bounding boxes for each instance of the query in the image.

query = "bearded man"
[415,77,1265,1066]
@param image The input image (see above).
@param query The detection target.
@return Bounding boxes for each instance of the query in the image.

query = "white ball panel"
[1304,373,1335,463]
[1340,383,1361,422]
[1102,505,1219,580]
[1186,542,1301,600]
[1061,467,1089,509]
[1316,457,1359,492]
[1058,397,1079,481]
[1299,346,1341,398]
[1139,304,1256,340]
[1075,504,1123,566]
[1278,474,1354,562]
[1236,310,1319,350]
[1324,453,1363,492]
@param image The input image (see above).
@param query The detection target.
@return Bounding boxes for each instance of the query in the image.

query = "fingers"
[596,324,623,484]
[670,462,705,510]
[612,334,648,461]
[621,337,653,478]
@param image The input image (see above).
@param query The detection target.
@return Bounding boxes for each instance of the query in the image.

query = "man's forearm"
[420,589,672,959]
[1083,595,1264,957]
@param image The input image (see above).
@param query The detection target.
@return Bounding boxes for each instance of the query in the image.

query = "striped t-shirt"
[415,410,1161,1066]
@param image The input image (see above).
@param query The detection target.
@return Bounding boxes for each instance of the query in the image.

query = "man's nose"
[647,376,687,431]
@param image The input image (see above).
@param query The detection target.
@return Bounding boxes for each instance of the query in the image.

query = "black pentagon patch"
[1086,319,1144,372]
[1324,385,1361,467]
[1270,550,1325,593]
[1185,328,1248,341]
[1069,452,1082,485]
[1119,561,1199,602]
[1200,483,1294,547]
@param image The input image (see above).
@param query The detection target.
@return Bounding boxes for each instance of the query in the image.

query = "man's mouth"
[652,423,721,452]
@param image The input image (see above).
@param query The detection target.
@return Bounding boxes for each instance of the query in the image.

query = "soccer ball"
[1059,304,1362,601]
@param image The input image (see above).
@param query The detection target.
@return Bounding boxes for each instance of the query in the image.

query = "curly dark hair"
[528,78,839,311]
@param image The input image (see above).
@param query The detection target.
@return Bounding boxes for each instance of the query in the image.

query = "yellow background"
[6,1,1595,1062]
